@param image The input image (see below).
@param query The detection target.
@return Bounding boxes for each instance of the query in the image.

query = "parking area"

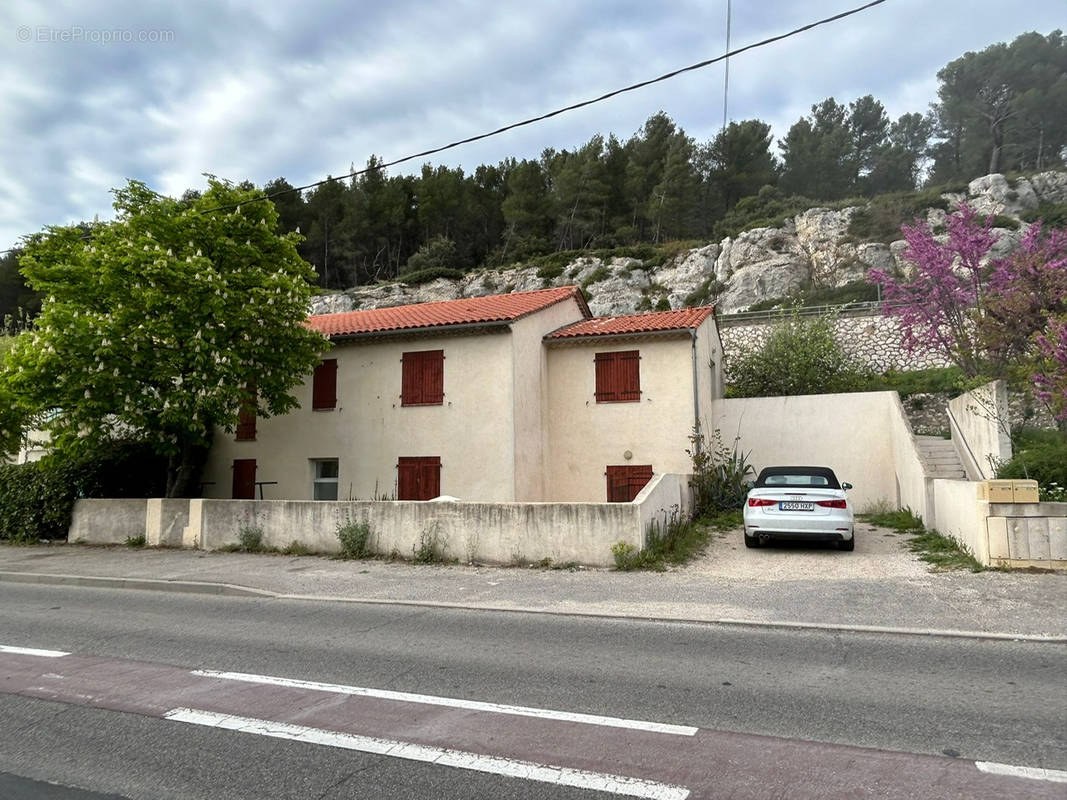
[681,520,931,581]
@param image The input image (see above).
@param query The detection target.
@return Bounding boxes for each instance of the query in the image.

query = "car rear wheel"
[837,537,855,552]
[744,532,761,548]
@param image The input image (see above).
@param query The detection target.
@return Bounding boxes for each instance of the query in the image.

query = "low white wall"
[70,476,695,567]
[68,499,147,545]
[948,380,1012,480]
[931,479,985,563]
[635,473,693,547]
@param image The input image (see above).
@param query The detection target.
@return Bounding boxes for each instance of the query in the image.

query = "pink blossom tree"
[868,204,998,377]
[1033,316,1067,421]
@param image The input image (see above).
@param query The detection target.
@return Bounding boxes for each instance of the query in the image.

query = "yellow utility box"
[978,480,1016,502]
[1011,480,1039,503]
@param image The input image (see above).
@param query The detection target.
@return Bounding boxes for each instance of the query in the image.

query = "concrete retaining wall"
[931,479,986,563]
[69,474,692,568]
[710,391,929,515]
[948,381,1012,480]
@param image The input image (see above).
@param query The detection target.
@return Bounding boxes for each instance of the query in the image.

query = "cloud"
[1,0,1064,249]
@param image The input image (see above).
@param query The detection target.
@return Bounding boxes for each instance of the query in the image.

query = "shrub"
[713,186,819,240]
[996,439,1067,491]
[403,235,458,274]
[654,296,672,312]
[1021,202,1067,230]
[397,267,465,286]
[727,308,869,397]
[125,534,146,548]
[684,277,725,307]
[237,525,264,552]
[0,440,167,543]
[413,522,451,563]
[336,520,374,559]
[687,428,753,516]
[580,265,611,290]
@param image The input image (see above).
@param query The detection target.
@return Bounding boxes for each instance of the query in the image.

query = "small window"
[312,459,339,500]
[605,464,653,502]
[401,350,444,406]
[594,351,641,403]
[312,359,338,410]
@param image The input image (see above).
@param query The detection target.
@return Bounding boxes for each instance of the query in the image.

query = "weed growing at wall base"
[612,508,713,571]
[336,521,374,560]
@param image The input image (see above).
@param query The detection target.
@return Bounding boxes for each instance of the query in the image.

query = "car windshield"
[754,467,840,489]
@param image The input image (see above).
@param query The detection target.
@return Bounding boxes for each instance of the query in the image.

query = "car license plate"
[779,501,814,511]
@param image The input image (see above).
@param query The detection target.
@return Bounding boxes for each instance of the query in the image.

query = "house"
[200,286,722,503]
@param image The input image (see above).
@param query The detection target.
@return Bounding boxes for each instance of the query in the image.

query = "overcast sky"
[1,0,1063,251]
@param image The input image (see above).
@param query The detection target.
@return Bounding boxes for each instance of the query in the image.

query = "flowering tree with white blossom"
[1,179,327,495]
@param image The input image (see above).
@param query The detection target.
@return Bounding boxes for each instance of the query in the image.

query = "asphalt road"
[0,583,1063,799]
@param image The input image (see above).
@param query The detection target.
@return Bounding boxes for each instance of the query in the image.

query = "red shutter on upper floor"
[312,359,338,410]
[401,350,444,406]
[594,350,641,403]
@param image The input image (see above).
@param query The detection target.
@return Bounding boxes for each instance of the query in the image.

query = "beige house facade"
[201,287,722,503]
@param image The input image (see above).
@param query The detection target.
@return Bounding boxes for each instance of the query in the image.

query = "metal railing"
[717,300,891,325]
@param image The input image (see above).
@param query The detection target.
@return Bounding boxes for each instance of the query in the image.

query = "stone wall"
[719,309,951,378]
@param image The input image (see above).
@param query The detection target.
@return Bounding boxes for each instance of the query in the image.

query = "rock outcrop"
[309,170,1067,317]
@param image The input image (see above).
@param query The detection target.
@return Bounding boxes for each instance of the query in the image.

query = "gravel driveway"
[680,520,930,581]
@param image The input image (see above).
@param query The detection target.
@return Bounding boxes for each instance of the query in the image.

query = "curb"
[4,570,1066,643]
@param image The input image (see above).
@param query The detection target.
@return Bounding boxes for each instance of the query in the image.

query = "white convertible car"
[743,466,855,551]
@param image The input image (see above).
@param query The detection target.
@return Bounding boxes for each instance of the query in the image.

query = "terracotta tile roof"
[544,306,716,340]
[308,286,589,338]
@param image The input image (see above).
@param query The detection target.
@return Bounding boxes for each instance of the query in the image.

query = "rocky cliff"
[310,171,1067,318]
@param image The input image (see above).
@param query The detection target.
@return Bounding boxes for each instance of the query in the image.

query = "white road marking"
[975,761,1067,783]
[0,645,70,658]
[165,707,690,800]
[192,669,698,736]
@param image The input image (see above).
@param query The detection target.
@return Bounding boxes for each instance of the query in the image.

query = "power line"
[3,0,888,253]
[197,0,887,216]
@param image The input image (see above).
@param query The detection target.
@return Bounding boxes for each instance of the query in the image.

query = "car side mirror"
[842,482,853,491]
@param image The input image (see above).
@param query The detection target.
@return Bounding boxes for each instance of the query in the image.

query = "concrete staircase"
[915,435,967,480]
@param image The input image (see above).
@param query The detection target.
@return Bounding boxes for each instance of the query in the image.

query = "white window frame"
[312,458,339,501]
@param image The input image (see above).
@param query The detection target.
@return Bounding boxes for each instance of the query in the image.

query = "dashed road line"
[975,761,1067,783]
[0,644,70,658]
[164,708,691,800]
[192,668,698,736]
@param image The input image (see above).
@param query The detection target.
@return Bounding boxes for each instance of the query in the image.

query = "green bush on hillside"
[397,267,466,286]
[727,309,869,397]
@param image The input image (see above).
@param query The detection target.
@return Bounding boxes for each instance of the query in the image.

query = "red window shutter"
[236,406,256,440]
[595,351,640,403]
[232,459,257,499]
[594,353,614,401]
[401,350,444,406]
[398,456,442,500]
[236,383,257,440]
[618,351,641,401]
[605,465,653,502]
[312,359,337,410]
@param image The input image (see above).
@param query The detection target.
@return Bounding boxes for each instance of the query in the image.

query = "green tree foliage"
[699,120,778,217]
[929,30,1067,182]
[1,179,327,496]
[403,235,459,274]
[727,310,868,397]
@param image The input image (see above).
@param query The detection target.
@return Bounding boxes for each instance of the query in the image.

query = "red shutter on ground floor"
[605,464,653,502]
[312,358,338,410]
[232,459,257,499]
[397,456,442,501]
